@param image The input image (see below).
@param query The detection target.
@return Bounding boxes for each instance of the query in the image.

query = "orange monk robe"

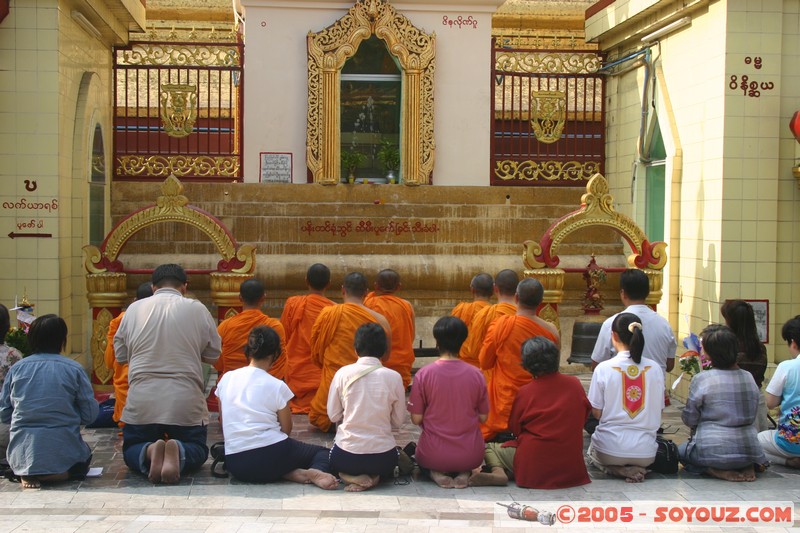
[478,314,559,441]
[104,312,127,425]
[216,309,287,381]
[451,300,490,330]
[281,293,335,414]
[308,303,379,432]
[459,302,516,368]
[364,292,415,389]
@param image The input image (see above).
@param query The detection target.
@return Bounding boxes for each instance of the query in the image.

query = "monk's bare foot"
[786,457,800,469]
[20,477,40,489]
[453,472,471,489]
[468,469,508,487]
[146,440,165,484]
[739,465,756,482]
[707,467,747,482]
[307,468,339,490]
[430,470,454,488]
[340,473,378,492]
[160,440,181,484]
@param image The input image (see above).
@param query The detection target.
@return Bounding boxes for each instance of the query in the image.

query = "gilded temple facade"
[1,0,799,400]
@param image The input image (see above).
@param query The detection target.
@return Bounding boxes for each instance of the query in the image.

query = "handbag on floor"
[210,441,228,478]
[649,436,679,474]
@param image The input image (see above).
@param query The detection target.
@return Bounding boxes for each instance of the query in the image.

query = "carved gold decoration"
[523,174,668,271]
[92,155,105,175]
[91,308,115,385]
[530,91,566,143]
[495,160,599,182]
[523,268,565,303]
[116,155,240,178]
[210,272,253,308]
[85,272,129,305]
[84,176,255,276]
[793,165,800,189]
[224,308,238,320]
[642,268,663,307]
[537,302,561,336]
[495,52,601,74]
[118,44,241,67]
[160,84,198,138]
[307,0,435,186]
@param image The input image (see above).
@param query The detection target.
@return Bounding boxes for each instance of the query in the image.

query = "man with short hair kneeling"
[327,323,405,492]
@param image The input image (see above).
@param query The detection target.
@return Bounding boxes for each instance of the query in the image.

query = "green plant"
[5,327,31,357]
[341,150,366,173]
[376,141,400,171]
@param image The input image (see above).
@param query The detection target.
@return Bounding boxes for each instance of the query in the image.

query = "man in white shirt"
[114,264,221,484]
[591,269,676,375]
[327,322,405,492]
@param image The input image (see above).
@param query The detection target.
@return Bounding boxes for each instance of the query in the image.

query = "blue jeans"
[122,423,208,475]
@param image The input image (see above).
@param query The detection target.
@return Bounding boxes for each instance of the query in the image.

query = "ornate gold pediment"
[530,90,566,143]
[307,0,435,185]
[160,83,198,138]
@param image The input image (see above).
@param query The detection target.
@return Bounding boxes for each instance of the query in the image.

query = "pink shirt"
[327,357,405,454]
[407,359,488,472]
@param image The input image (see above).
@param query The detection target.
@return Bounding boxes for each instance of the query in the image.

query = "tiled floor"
[0,374,798,532]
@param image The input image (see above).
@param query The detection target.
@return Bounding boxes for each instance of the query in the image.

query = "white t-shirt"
[215,366,293,455]
[590,304,677,375]
[588,351,665,459]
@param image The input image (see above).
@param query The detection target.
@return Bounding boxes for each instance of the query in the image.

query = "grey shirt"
[114,287,221,426]
[681,368,767,469]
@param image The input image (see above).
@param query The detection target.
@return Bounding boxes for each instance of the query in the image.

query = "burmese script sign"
[260,152,292,183]
[302,220,439,238]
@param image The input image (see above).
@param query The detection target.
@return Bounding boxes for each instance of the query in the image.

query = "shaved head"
[376,269,400,292]
[471,273,494,298]
[240,278,265,306]
[306,263,331,291]
[516,278,544,309]
[495,269,519,297]
[343,272,369,298]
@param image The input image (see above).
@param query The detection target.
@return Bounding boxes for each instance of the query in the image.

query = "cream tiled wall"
[594,0,799,379]
[0,0,113,366]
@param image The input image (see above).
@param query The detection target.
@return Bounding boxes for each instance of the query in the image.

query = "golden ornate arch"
[523,173,667,271]
[83,174,255,274]
[307,0,435,185]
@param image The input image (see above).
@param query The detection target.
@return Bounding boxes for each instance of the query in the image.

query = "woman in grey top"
[678,324,767,481]
[0,315,98,489]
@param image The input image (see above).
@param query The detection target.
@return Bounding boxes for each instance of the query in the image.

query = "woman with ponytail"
[587,313,665,483]
[214,326,338,488]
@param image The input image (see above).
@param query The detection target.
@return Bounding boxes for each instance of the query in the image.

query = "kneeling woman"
[215,326,337,489]
[587,313,665,483]
[679,324,767,481]
[0,315,99,489]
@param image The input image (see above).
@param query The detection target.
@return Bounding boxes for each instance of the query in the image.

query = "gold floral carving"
[307,0,435,185]
[210,272,253,308]
[118,44,241,67]
[530,91,566,144]
[495,160,599,182]
[495,52,601,74]
[116,155,240,178]
[83,176,255,275]
[537,303,561,335]
[523,174,668,270]
[85,272,129,303]
[160,84,198,138]
[642,268,663,307]
[91,308,114,386]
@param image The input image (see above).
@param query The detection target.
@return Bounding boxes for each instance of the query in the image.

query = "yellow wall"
[0,0,115,364]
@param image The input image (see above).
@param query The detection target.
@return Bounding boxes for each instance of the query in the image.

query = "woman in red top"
[470,336,591,489]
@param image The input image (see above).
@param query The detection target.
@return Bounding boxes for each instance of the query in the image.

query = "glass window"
[340,36,401,183]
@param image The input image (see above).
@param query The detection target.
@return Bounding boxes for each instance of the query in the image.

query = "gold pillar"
[210,272,253,322]
[320,67,341,186]
[524,268,565,334]
[643,268,664,310]
[404,69,421,185]
[86,272,128,390]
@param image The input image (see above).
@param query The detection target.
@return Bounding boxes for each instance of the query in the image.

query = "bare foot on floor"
[739,465,756,482]
[160,440,181,484]
[786,457,800,469]
[307,469,339,490]
[613,466,647,483]
[20,477,40,489]
[468,471,508,487]
[146,440,166,484]
[453,472,471,489]
[430,470,454,488]
[707,467,748,482]
[340,473,378,492]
